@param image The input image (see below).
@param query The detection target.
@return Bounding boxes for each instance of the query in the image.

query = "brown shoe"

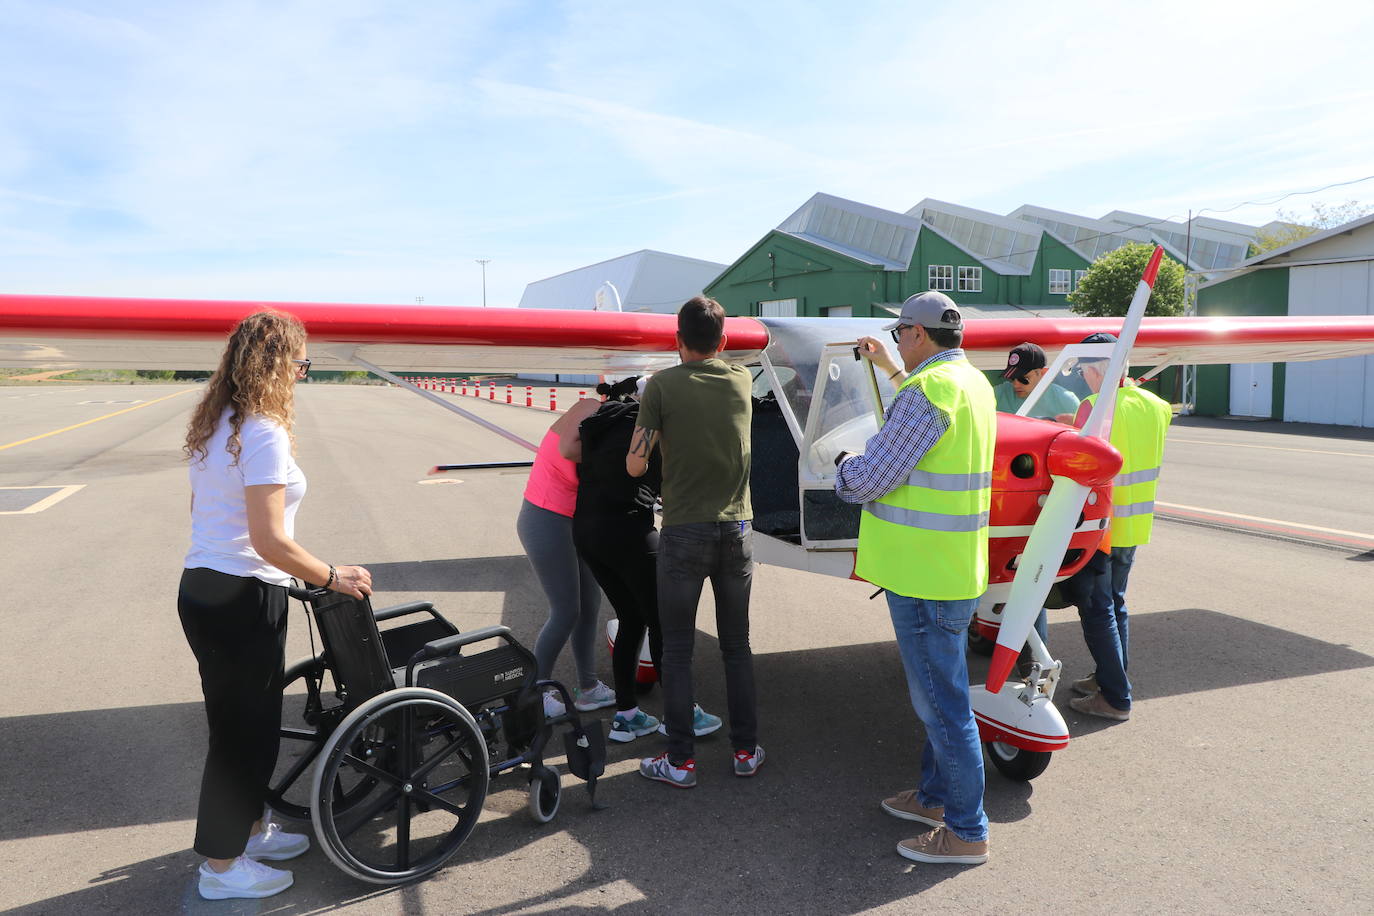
[881,790,944,827]
[897,826,988,865]
[1070,673,1098,695]
[1070,691,1130,721]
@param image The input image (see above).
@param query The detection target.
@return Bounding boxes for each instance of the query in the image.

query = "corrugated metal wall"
[1285,262,1374,427]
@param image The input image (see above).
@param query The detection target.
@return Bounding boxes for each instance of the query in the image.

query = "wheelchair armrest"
[416,625,512,660]
[373,601,437,622]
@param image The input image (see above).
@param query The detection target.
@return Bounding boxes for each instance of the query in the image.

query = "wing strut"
[349,353,538,453]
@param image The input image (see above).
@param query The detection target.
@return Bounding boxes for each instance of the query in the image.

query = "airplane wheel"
[967,621,995,656]
[527,765,562,824]
[984,741,1052,781]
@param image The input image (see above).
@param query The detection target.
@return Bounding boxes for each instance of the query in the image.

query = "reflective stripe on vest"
[1114,467,1160,487]
[1113,500,1156,518]
[906,468,993,491]
[864,500,991,532]
[855,357,996,601]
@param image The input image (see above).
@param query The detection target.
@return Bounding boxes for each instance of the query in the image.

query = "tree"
[1250,200,1373,255]
[1067,242,1186,318]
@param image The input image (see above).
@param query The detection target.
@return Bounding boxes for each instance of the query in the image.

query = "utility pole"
[415,296,424,305]
[475,259,491,308]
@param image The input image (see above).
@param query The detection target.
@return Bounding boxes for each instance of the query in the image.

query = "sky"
[3,0,1373,309]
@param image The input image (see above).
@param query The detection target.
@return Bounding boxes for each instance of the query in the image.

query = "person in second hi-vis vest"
[834,291,995,867]
[1060,332,1173,722]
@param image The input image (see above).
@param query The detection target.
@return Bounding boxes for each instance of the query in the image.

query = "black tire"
[984,741,1052,781]
[312,688,489,884]
[967,620,995,657]
[269,655,378,821]
[527,765,561,824]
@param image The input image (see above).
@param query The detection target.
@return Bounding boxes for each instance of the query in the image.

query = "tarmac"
[1,381,1371,914]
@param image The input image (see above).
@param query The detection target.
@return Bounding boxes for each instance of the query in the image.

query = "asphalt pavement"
[1,382,1371,914]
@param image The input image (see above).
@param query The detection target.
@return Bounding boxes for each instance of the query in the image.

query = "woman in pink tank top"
[516,396,616,717]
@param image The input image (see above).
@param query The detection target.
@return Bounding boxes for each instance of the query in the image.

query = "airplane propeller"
[984,245,1164,693]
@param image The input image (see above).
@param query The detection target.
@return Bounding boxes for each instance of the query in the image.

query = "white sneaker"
[245,820,310,861]
[573,680,616,712]
[198,857,293,900]
[543,691,566,718]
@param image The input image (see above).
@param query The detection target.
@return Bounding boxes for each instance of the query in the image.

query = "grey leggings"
[517,499,602,689]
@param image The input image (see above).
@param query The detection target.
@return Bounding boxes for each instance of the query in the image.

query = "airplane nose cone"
[1045,430,1122,487]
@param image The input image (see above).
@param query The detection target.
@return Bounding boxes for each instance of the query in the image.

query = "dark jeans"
[178,567,288,859]
[575,520,663,711]
[1060,546,1137,710]
[657,521,757,764]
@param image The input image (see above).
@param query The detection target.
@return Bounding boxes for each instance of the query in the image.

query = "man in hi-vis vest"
[1061,332,1172,722]
[835,291,995,867]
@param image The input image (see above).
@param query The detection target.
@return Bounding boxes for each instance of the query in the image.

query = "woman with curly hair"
[179,310,372,900]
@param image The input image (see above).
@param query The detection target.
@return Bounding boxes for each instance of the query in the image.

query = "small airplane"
[5,258,1374,782]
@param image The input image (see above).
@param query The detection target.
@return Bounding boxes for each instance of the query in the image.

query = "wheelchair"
[266,586,606,884]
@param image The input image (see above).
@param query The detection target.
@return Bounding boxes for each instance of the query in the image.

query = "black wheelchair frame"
[267,586,605,884]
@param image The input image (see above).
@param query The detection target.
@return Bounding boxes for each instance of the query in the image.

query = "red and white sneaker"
[639,753,697,788]
[733,745,766,777]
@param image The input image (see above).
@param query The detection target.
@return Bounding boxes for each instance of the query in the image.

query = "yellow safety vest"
[1085,385,1172,547]
[856,358,996,600]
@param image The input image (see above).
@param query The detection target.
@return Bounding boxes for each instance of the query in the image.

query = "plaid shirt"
[834,349,964,504]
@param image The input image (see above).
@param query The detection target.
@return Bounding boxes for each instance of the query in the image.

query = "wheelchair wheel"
[268,655,380,821]
[527,765,561,824]
[312,687,490,884]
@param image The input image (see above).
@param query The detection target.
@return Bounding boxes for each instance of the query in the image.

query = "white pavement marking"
[1168,437,1374,459]
[1157,500,1374,540]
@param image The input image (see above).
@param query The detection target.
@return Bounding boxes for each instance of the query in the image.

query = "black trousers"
[574,519,663,711]
[177,567,288,859]
[657,521,757,764]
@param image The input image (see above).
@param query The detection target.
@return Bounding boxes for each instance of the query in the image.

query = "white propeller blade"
[985,246,1164,692]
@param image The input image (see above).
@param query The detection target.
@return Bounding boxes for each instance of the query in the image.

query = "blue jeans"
[1061,546,1136,710]
[657,521,757,764]
[886,592,988,844]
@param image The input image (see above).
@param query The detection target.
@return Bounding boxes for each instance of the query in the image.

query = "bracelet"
[888,369,902,380]
[325,566,337,589]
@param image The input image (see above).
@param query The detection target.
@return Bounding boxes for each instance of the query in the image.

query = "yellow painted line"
[0,387,196,452]
[1168,437,1373,459]
[1156,501,1374,540]
[0,484,86,515]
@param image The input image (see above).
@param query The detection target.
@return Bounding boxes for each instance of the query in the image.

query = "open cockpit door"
[793,342,896,549]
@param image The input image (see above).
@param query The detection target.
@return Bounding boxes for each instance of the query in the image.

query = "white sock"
[617,706,639,721]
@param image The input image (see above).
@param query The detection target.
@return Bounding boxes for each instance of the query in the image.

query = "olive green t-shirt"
[637,358,752,527]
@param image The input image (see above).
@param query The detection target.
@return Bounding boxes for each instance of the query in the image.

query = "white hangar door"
[1285,262,1374,428]
[1229,363,1273,417]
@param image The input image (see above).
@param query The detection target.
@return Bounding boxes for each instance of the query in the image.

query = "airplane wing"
[0,294,768,374]
[4,293,1374,375]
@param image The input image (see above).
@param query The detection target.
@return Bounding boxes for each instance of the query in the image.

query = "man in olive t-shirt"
[627,296,763,787]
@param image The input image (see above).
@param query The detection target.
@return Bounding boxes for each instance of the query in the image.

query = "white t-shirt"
[184,413,307,586]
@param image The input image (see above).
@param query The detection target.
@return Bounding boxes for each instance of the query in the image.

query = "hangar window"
[1048,269,1072,294]
[928,264,954,291]
[758,298,799,317]
[958,266,982,293]
[1074,269,1087,290]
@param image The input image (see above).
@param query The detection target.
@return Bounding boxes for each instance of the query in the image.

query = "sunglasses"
[292,358,312,374]
[889,325,913,344]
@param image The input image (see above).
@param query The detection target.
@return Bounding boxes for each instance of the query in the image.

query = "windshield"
[757,317,895,435]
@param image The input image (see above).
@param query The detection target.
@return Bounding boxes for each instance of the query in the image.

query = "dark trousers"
[575,521,663,711]
[177,567,288,859]
[657,521,757,764]
[1060,546,1136,710]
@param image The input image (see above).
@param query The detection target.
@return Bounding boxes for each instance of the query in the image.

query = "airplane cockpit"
[747,318,900,555]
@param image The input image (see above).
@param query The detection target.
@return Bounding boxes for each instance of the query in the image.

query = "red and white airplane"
[5,254,1374,781]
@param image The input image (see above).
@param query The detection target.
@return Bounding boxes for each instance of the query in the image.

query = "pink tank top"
[523,428,579,517]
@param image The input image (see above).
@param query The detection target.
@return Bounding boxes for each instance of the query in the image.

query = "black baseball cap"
[1081,332,1118,345]
[1002,342,1047,379]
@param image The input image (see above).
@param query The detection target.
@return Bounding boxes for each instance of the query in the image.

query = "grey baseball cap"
[881,291,964,332]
